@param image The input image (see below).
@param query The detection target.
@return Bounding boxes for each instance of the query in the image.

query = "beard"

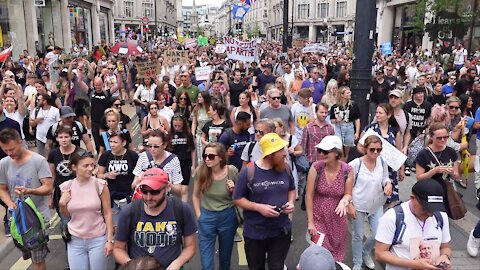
[271,155,287,173]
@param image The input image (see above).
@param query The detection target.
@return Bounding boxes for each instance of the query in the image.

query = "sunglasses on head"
[203,153,218,160]
[139,185,166,195]
[368,147,382,153]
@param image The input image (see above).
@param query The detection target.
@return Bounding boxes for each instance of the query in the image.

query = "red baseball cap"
[138,168,169,190]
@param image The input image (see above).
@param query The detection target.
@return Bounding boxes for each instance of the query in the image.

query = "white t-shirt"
[291,102,312,142]
[283,71,295,90]
[24,85,37,100]
[241,141,263,163]
[45,51,59,66]
[30,106,60,143]
[375,201,451,270]
[132,151,183,185]
[453,48,468,65]
[5,111,26,139]
[158,107,174,124]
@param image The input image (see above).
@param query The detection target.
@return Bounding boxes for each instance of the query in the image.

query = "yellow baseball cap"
[260,133,288,158]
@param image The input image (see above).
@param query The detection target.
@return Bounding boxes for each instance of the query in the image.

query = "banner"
[185,38,197,48]
[232,4,249,20]
[215,44,226,54]
[163,49,189,65]
[195,66,212,81]
[136,61,161,79]
[223,37,257,62]
[302,43,329,54]
[381,42,393,55]
[198,36,208,46]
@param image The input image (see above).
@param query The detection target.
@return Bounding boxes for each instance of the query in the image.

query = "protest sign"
[359,129,407,171]
[223,36,257,62]
[163,49,189,65]
[185,38,197,48]
[136,61,161,79]
[195,66,212,81]
[302,43,329,54]
[381,42,393,55]
[215,44,226,54]
[198,36,208,46]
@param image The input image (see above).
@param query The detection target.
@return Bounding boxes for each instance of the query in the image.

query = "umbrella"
[109,42,141,56]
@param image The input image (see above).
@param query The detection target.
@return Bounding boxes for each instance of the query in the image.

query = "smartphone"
[274,204,287,213]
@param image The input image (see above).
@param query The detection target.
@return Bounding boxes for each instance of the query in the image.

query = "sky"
[182,0,221,7]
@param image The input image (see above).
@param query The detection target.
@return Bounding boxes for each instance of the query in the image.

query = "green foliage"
[407,0,466,34]
[252,23,261,37]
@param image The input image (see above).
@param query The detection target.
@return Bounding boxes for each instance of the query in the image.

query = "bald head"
[94,77,104,92]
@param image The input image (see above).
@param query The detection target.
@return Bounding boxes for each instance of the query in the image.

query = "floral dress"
[312,160,352,261]
[365,123,399,203]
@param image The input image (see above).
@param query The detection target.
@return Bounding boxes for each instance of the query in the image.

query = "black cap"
[412,87,426,94]
[412,179,446,212]
[263,63,272,69]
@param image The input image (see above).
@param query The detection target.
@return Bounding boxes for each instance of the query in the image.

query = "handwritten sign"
[195,66,212,81]
[223,36,257,62]
[185,38,197,48]
[215,44,226,54]
[136,61,161,79]
[163,49,189,65]
[381,42,393,55]
[359,129,407,171]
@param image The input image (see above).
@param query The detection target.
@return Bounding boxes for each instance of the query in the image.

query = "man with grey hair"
[241,119,276,167]
[259,88,294,135]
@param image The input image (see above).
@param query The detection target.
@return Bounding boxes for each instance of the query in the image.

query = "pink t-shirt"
[60,177,107,239]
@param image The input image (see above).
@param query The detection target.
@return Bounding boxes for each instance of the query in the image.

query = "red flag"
[0,46,12,62]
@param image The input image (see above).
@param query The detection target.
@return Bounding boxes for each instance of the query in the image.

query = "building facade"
[113,0,177,40]
[0,0,114,59]
[182,4,218,37]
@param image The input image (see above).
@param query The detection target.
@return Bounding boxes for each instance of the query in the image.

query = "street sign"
[141,17,150,26]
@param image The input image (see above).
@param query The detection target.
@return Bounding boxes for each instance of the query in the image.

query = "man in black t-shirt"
[254,64,275,96]
[453,68,476,96]
[384,66,398,90]
[370,68,391,121]
[229,69,247,107]
[404,87,432,137]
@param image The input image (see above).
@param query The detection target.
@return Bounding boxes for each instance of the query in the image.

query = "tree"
[252,22,261,37]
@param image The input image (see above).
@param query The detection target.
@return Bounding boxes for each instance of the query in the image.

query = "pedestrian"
[0,128,53,270]
[467,220,480,257]
[296,245,351,270]
[375,179,452,270]
[233,133,295,270]
[113,168,197,269]
[349,135,392,270]
[241,119,276,167]
[29,93,60,157]
[191,91,212,165]
[140,102,170,138]
[192,142,238,270]
[98,108,134,156]
[133,77,157,125]
[301,102,335,164]
[202,100,230,145]
[305,135,353,261]
[290,88,315,142]
[99,97,132,133]
[259,88,294,135]
[301,67,325,104]
[218,111,251,171]
[230,91,257,138]
[59,151,114,270]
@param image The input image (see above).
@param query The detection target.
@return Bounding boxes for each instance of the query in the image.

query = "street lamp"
[282,0,289,52]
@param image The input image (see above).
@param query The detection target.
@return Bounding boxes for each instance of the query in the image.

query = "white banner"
[359,128,407,171]
[223,37,257,62]
[195,66,212,81]
[215,44,226,54]
[302,43,329,54]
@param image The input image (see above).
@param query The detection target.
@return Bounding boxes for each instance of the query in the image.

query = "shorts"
[334,122,355,147]
[74,98,90,117]
[22,243,49,263]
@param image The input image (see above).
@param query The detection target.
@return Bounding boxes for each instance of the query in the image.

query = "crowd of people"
[0,39,479,270]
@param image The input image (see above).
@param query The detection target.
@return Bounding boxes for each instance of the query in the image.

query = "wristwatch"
[106,240,115,244]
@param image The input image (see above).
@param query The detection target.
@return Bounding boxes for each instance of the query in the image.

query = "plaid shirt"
[301,121,335,163]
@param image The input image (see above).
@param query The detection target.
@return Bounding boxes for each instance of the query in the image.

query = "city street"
[0,104,479,270]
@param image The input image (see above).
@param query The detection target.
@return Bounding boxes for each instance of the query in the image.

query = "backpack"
[51,121,84,138]
[9,197,49,253]
[354,157,386,186]
[145,151,176,171]
[391,204,443,246]
[245,161,294,194]
[101,129,128,151]
[246,142,256,162]
[128,196,184,247]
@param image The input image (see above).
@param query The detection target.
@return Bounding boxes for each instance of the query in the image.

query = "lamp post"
[282,0,289,52]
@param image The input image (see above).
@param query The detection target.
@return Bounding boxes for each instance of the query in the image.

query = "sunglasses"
[139,185,167,195]
[107,68,114,70]
[435,136,449,140]
[368,147,383,153]
[146,144,162,149]
[318,149,333,155]
[271,96,281,100]
[179,97,187,100]
[448,106,460,110]
[113,103,122,107]
[255,129,265,135]
[203,153,218,160]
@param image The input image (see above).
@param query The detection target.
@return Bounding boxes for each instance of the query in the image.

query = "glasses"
[448,106,460,110]
[113,103,122,107]
[368,147,383,153]
[179,97,187,101]
[146,144,162,149]
[318,149,333,155]
[107,68,114,70]
[313,72,319,74]
[203,153,218,160]
[139,185,167,195]
[271,96,281,100]
[426,77,432,79]
[435,136,449,141]
[254,129,265,135]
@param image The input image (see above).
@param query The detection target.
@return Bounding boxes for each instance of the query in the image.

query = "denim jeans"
[351,207,383,266]
[244,230,291,270]
[198,207,238,270]
[473,220,480,238]
[67,234,108,270]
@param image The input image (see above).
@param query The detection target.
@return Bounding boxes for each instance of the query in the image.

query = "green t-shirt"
[200,165,238,211]
[176,85,199,104]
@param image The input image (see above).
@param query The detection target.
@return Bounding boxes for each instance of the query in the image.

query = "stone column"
[378,6,394,44]
[23,0,37,55]
[108,9,115,44]
[91,1,101,47]
[308,23,316,42]
[60,0,72,51]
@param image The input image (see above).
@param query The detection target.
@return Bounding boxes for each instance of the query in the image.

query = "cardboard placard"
[163,49,189,65]
[359,129,407,171]
[136,61,161,79]
[195,66,212,81]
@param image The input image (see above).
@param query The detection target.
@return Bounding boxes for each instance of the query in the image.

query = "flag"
[232,4,249,20]
[240,0,255,6]
[0,46,12,62]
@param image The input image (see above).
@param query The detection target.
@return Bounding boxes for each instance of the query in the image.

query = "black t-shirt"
[46,121,87,148]
[99,130,133,149]
[89,88,111,124]
[384,75,398,90]
[100,112,131,131]
[201,120,230,143]
[329,102,361,123]
[471,91,480,115]
[0,117,22,159]
[12,66,27,86]
[415,146,457,183]
[229,80,247,107]
[427,93,446,106]
[256,73,275,95]
[454,78,474,96]
[98,150,138,193]
[403,100,432,137]
[371,79,391,104]
[171,132,194,160]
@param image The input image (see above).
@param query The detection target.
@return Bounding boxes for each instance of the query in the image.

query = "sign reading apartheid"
[136,61,161,79]
[163,49,189,65]
[223,36,257,62]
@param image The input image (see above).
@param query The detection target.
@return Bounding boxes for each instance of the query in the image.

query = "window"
[143,1,153,18]
[317,2,329,19]
[336,1,347,18]
[124,1,133,17]
[298,4,309,19]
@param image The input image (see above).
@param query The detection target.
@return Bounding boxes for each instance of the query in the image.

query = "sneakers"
[410,166,416,172]
[352,265,362,270]
[404,167,411,176]
[363,254,375,270]
[467,229,480,257]
[234,231,243,242]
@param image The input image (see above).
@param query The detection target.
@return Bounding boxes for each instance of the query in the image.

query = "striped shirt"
[133,151,184,185]
[301,121,335,163]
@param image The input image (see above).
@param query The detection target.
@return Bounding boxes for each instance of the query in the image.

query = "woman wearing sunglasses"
[99,97,132,133]
[171,91,193,124]
[358,103,401,207]
[59,151,114,270]
[305,135,354,261]
[348,135,392,270]
[192,143,238,270]
[415,123,459,217]
[230,91,257,139]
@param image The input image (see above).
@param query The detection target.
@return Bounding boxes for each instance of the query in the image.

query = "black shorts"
[74,98,90,117]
